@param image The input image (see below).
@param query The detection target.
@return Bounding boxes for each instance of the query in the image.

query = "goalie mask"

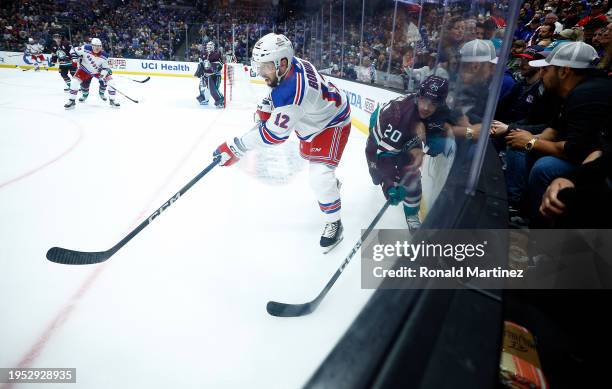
[251,33,294,79]
[206,41,215,53]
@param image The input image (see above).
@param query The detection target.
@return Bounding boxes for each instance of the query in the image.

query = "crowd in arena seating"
[0,0,194,60]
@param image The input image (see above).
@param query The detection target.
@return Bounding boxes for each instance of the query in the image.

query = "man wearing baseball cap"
[504,41,611,225]
[495,46,560,127]
[451,39,515,141]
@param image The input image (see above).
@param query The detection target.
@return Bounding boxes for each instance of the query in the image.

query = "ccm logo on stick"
[148,192,181,222]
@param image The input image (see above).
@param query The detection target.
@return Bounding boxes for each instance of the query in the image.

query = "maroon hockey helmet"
[417,75,449,105]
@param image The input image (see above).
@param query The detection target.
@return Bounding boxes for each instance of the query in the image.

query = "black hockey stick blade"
[47,247,112,265]
[46,156,221,265]
[267,201,392,317]
[266,300,319,317]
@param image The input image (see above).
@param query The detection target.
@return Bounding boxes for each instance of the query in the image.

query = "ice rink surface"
[0,68,409,388]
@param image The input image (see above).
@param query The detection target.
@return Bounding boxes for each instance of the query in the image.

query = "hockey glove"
[255,97,272,123]
[386,185,407,206]
[213,137,247,167]
[99,69,112,82]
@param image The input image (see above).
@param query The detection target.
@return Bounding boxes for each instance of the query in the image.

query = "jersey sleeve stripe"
[259,123,289,145]
[293,72,302,105]
[298,71,305,105]
[325,102,351,128]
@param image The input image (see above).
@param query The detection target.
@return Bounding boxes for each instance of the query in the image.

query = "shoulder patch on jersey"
[84,44,92,52]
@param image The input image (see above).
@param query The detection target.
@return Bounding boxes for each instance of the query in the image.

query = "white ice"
[0,68,410,388]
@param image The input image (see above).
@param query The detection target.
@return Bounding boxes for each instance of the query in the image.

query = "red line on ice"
[0,109,225,389]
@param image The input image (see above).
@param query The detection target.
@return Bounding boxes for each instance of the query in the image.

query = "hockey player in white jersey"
[64,38,119,109]
[25,38,46,71]
[213,33,351,252]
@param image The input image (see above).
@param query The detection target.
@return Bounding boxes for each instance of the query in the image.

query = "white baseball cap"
[529,41,599,69]
[459,39,499,64]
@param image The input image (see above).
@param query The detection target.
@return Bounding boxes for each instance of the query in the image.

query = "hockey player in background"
[64,38,119,109]
[77,38,111,103]
[24,37,46,71]
[365,76,452,232]
[213,33,351,252]
[49,34,76,91]
[195,41,224,108]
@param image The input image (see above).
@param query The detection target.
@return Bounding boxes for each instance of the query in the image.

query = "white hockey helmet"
[91,37,102,47]
[206,41,215,53]
[251,33,294,78]
[28,37,34,43]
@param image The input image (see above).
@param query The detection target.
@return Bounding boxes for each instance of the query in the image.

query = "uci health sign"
[1,51,197,77]
[108,57,194,76]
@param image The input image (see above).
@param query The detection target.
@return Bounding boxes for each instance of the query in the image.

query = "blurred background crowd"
[1,1,610,78]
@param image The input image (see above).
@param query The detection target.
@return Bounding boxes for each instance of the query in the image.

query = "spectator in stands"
[542,27,580,55]
[507,40,528,78]
[495,47,548,125]
[560,5,580,28]
[437,16,465,80]
[576,0,608,27]
[493,46,564,159]
[482,18,499,40]
[592,26,608,52]
[520,2,536,25]
[539,129,611,228]
[490,5,507,28]
[597,22,612,73]
[516,17,541,43]
[476,21,486,39]
[537,22,557,46]
[450,39,510,141]
[544,12,563,34]
[582,17,609,45]
[504,42,611,225]
[464,18,478,41]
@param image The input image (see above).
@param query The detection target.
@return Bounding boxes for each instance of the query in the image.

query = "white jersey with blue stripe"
[70,45,109,76]
[25,43,43,55]
[241,57,350,149]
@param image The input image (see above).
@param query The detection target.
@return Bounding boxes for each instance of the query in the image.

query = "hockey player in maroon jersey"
[195,41,224,108]
[49,34,76,91]
[365,75,451,232]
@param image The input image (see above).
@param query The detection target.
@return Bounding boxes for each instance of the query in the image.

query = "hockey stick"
[266,155,422,317]
[118,75,151,83]
[109,85,138,103]
[266,199,392,317]
[46,156,222,265]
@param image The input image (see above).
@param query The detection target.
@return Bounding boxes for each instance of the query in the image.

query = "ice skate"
[320,220,343,254]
